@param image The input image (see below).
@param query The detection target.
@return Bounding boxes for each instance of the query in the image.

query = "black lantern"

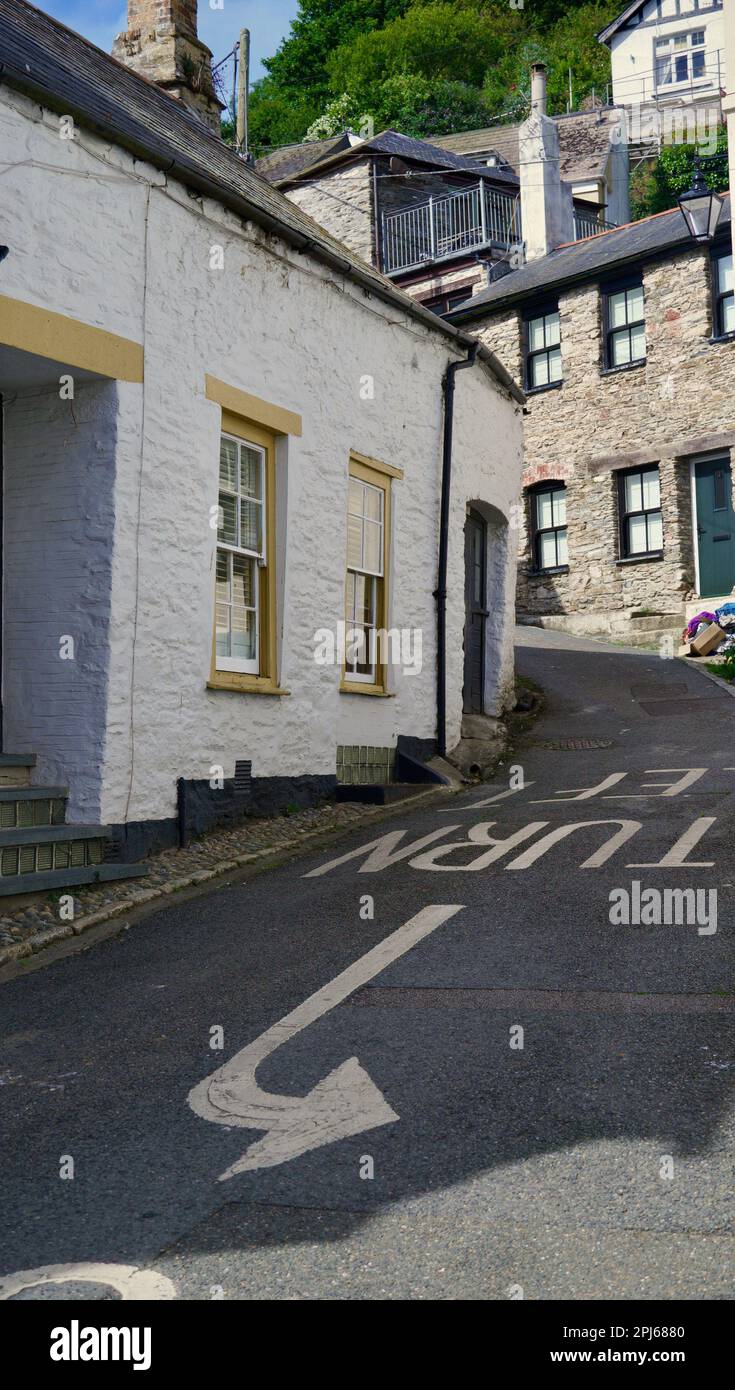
[678,155,723,243]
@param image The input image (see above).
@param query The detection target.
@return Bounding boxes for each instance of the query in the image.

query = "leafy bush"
[630,126,729,221]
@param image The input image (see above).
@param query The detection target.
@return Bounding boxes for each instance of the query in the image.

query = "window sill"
[616,551,663,566]
[709,332,735,346]
[655,80,713,96]
[525,379,563,397]
[339,682,393,698]
[208,675,290,696]
[601,359,646,377]
[527,565,569,578]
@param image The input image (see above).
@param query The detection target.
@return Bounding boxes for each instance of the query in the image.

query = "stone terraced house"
[0,0,523,898]
[448,197,735,648]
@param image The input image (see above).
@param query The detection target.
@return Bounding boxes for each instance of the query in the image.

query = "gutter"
[436,342,478,759]
[0,59,523,405]
[448,224,702,325]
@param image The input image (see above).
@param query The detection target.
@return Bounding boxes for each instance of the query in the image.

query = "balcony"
[573,208,617,240]
[381,182,521,275]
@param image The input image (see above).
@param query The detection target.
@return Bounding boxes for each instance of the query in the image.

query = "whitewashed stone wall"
[2,381,117,821]
[0,88,522,833]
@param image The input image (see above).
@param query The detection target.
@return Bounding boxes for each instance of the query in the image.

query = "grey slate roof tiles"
[449,197,731,319]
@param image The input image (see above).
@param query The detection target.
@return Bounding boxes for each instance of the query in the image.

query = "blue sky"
[41,1,301,78]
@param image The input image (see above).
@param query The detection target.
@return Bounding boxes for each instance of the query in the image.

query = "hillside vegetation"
[249,0,621,152]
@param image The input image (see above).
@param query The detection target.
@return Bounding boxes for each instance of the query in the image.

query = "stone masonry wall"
[473,244,735,626]
[286,163,376,267]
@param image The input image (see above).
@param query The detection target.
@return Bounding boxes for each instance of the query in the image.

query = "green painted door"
[695,457,735,598]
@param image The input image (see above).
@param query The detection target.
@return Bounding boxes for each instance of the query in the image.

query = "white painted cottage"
[600,0,726,109]
[0,0,523,890]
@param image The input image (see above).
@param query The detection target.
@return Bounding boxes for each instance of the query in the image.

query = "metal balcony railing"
[573,209,617,240]
[381,182,520,275]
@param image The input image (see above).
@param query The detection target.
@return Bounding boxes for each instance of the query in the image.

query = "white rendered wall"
[2,381,117,820]
[0,89,523,828]
[609,0,725,106]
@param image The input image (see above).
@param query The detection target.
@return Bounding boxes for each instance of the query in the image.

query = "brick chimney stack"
[113,0,223,134]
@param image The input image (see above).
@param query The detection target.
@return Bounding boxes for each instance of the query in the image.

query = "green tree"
[376,76,498,137]
[249,0,621,151]
[328,3,509,97]
[263,1,413,103]
[249,76,321,152]
[630,126,729,220]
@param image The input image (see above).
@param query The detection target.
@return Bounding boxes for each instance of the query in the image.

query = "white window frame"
[216,431,266,675]
[345,477,385,685]
[654,28,707,91]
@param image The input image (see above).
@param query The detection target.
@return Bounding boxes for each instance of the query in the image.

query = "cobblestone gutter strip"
[0,789,449,968]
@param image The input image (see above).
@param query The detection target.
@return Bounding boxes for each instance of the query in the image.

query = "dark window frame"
[529,480,568,572]
[422,288,473,317]
[602,274,646,371]
[710,242,735,338]
[523,301,562,392]
[617,465,663,560]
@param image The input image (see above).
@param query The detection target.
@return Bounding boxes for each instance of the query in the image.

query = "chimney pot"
[531,63,548,119]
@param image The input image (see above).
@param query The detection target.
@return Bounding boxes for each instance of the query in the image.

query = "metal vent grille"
[234,760,253,798]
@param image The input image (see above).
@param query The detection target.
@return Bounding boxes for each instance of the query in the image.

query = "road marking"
[305,826,460,876]
[409,822,549,870]
[307,818,720,875]
[531,773,628,803]
[188,905,464,1177]
[604,768,708,799]
[505,819,642,870]
[627,816,717,868]
[440,784,535,810]
[0,1263,176,1301]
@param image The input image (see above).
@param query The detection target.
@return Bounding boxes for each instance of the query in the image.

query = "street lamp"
[678,155,724,242]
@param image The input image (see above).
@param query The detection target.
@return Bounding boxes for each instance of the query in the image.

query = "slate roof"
[0,0,523,401]
[448,198,731,322]
[598,0,648,46]
[273,129,519,189]
[255,134,352,186]
[431,110,619,186]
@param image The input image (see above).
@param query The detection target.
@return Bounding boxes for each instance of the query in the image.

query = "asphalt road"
[1,628,734,1301]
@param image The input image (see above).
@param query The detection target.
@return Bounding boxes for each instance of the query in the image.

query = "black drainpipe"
[436,343,478,759]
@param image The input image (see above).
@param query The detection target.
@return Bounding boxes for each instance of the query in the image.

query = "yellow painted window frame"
[208,412,285,696]
[340,454,396,698]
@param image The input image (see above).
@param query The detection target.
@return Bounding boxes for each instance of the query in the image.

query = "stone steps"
[0,786,69,829]
[0,755,148,897]
[0,862,149,898]
[0,754,36,788]
[684,595,734,622]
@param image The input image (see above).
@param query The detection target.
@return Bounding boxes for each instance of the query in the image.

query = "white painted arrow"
[188,904,463,1177]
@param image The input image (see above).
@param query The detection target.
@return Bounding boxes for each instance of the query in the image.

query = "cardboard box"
[690,622,726,656]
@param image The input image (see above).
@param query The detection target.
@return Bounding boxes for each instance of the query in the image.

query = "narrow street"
[1,629,733,1301]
